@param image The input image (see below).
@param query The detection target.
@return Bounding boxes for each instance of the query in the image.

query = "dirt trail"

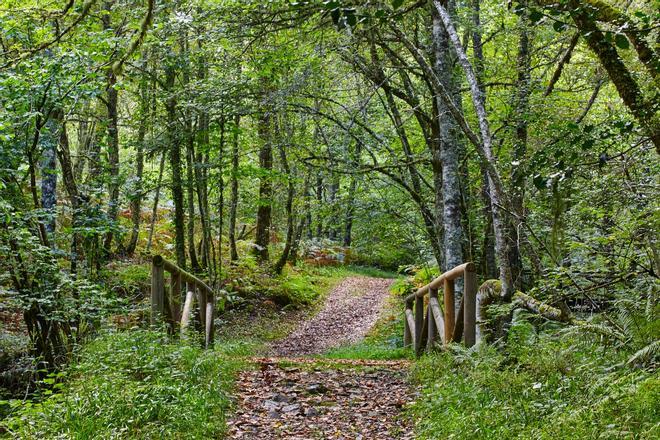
[269,276,393,356]
[227,276,415,439]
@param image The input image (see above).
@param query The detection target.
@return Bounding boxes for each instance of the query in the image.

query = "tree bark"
[274,136,295,275]
[431,2,464,279]
[254,109,272,262]
[55,114,83,273]
[229,114,240,262]
[40,118,58,238]
[101,0,120,256]
[432,0,515,298]
[126,76,148,256]
[165,62,186,268]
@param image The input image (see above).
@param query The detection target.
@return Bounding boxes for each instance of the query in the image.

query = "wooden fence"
[151,255,215,348]
[404,262,478,356]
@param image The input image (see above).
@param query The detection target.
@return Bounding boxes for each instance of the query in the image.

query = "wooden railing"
[151,255,215,348]
[404,262,478,356]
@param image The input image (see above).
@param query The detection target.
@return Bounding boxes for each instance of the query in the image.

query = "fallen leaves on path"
[269,276,393,356]
[227,358,414,439]
[227,276,415,439]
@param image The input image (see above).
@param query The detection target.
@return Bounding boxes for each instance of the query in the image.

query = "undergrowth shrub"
[1,330,242,439]
[410,322,659,439]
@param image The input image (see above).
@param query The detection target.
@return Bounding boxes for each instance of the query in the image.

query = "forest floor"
[226,276,415,439]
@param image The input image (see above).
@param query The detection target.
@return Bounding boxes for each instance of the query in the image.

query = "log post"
[151,257,165,325]
[171,272,182,323]
[427,287,438,350]
[414,295,424,356]
[429,297,445,344]
[197,286,207,333]
[463,264,477,347]
[404,300,413,347]
[405,305,416,349]
[205,294,214,348]
[444,278,455,344]
[180,283,195,335]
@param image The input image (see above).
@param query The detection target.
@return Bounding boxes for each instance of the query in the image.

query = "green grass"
[1,330,244,439]
[409,324,660,439]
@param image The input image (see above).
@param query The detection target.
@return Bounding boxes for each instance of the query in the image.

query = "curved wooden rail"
[404,262,477,356]
[151,255,216,348]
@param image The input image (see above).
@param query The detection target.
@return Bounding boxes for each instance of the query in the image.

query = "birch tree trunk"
[432,0,515,298]
[431,2,464,280]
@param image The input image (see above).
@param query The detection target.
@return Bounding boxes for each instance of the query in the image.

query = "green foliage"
[410,329,659,439]
[412,266,440,286]
[103,263,151,299]
[1,330,243,439]
[390,277,414,296]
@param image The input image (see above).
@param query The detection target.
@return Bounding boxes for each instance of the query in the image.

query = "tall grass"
[1,330,243,439]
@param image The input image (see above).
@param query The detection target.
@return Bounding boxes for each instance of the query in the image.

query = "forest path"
[269,276,394,356]
[226,276,415,439]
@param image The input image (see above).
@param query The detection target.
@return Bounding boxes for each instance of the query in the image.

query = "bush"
[1,330,243,439]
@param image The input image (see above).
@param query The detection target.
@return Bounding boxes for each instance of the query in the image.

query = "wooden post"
[180,283,195,335]
[197,286,207,332]
[415,295,424,356]
[151,258,165,325]
[463,264,477,347]
[444,278,455,344]
[404,304,412,347]
[170,272,182,323]
[429,297,445,344]
[205,294,214,348]
[427,287,438,350]
[451,297,465,343]
[405,308,416,349]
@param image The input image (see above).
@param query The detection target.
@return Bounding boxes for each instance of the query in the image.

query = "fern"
[627,339,660,367]
[563,322,626,342]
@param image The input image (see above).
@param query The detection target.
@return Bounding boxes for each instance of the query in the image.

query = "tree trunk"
[229,114,240,262]
[126,77,148,256]
[274,139,295,275]
[254,110,272,262]
[146,152,166,253]
[165,63,186,268]
[185,123,200,271]
[40,118,58,238]
[215,117,226,279]
[432,0,515,298]
[102,0,120,256]
[55,114,83,273]
[566,2,659,153]
[431,2,464,279]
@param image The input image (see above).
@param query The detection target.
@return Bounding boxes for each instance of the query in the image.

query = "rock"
[281,403,301,414]
[267,410,280,419]
[263,400,280,411]
[304,407,320,417]
[272,393,292,403]
[305,383,328,395]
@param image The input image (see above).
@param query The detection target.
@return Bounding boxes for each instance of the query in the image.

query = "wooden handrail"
[404,262,478,356]
[406,262,474,301]
[150,255,216,348]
